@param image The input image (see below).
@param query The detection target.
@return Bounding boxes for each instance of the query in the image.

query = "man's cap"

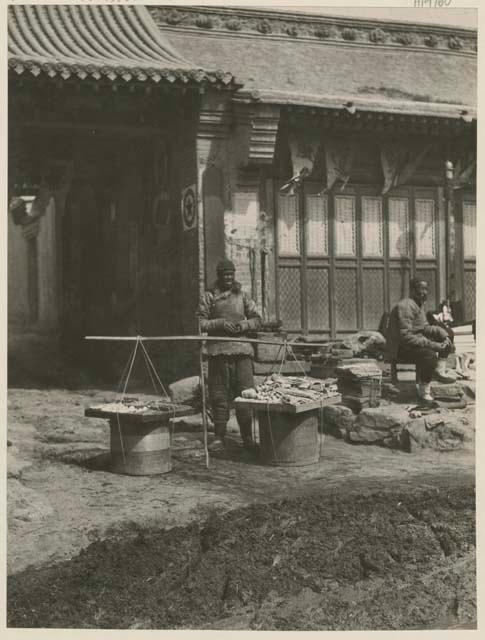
[216,258,236,273]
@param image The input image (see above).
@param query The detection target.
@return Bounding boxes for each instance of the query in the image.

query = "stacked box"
[336,362,383,412]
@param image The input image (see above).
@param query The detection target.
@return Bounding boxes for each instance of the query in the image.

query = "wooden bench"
[390,359,417,385]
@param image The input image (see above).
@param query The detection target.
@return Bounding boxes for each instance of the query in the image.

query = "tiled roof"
[8,4,236,86]
[154,6,476,118]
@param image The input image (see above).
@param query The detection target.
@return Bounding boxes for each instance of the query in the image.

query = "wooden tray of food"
[85,403,195,423]
[234,394,342,414]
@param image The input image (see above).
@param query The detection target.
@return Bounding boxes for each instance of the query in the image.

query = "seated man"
[196,259,262,451]
[387,278,455,401]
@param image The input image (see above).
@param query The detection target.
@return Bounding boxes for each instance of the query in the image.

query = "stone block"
[403,415,467,452]
[321,404,355,438]
[430,382,464,400]
[169,376,200,405]
[462,382,475,400]
[342,396,380,412]
[355,407,410,432]
[348,406,410,445]
[170,413,206,433]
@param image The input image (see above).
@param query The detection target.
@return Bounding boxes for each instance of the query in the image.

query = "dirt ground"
[7,386,476,630]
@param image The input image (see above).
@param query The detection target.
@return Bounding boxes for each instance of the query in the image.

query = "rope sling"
[87,335,332,468]
[111,337,183,467]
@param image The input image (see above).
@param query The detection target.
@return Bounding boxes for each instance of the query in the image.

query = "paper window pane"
[277,195,300,255]
[305,194,328,255]
[463,202,476,258]
[415,199,436,258]
[362,197,383,257]
[388,198,409,257]
[334,196,356,256]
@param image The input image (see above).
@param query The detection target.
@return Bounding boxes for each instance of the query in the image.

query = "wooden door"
[274,182,441,336]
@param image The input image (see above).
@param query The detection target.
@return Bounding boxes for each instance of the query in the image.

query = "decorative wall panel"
[306,267,330,330]
[278,266,301,330]
[463,202,476,258]
[305,194,328,255]
[388,198,409,257]
[335,269,357,330]
[362,197,383,257]
[334,196,356,256]
[277,194,300,255]
[415,199,436,258]
[362,269,384,330]
[464,270,476,319]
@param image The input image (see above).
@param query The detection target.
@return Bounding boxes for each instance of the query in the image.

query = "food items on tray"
[240,374,339,406]
[90,397,176,414]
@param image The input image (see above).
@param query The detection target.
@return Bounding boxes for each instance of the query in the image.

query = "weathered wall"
[8,212,29,329]
[8,93,203,386]
[196,91,272,317]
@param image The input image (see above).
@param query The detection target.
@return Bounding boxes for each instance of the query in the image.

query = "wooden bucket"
[258,410,319,467]
[109,418,171,476]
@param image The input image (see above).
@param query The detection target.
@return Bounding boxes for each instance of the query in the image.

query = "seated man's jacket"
[386,297,445,360]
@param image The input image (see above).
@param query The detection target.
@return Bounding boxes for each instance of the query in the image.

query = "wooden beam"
[14,120,169,137]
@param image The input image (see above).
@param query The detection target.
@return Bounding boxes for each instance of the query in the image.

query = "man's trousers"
[397,326,453,384]
[208,355,254,441]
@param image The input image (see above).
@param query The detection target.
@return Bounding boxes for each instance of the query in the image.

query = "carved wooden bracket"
[230,101,281,167]
[196,94,281,178]
[247,104,281,165]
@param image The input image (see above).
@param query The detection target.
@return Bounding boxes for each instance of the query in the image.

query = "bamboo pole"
[85,335,330,349]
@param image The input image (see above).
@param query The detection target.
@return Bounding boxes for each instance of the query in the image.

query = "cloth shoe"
[208,437,225,452]
[433,358,458,383]
[417,383,433,402]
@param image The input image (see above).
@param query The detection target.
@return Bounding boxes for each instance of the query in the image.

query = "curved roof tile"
[8,4,237,86]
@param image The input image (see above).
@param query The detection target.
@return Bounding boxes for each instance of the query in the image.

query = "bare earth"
[7,387,476,630]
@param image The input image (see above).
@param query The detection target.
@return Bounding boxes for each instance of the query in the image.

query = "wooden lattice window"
[334,195,356,256]
[305,194,328,255]
[388,197,410,257]
[463,202,476,258]
[277,194,300,255]
[362,197,383,257]
[415,198,436,258]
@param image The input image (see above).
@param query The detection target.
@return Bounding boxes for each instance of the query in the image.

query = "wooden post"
[444,160,461,320]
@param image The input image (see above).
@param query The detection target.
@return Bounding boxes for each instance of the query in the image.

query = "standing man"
[197,259,262,451]
[387,278,455,401]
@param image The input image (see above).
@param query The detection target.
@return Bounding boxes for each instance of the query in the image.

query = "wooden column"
[444,163,461,318]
